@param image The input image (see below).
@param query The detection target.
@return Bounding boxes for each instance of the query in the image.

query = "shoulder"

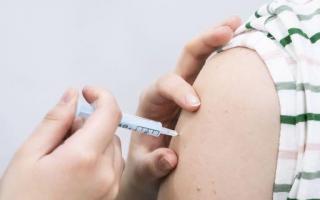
[158,47,281,200]
[197,47,274,97]
[190,47,281,152]
[194,47,279,121]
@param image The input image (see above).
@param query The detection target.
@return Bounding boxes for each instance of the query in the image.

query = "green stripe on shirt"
[274,171,320,192]
[280,28,309,47]
[310,32,320,43]
[276,82,320,92]
[245,22,253,29]
[281,113,320,125]
[272,5,320,21]
[296,171,320,180]
[273,184,292,193]
[254,6,320,28]
[255,10,262,18]
[287,198,320,200]
[245,24,320,46]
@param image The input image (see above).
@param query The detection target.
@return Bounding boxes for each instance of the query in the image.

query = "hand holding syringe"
[77,103,178,137]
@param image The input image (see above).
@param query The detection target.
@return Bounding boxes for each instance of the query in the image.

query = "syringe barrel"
[77,103,163,137]
[120,114,162,137]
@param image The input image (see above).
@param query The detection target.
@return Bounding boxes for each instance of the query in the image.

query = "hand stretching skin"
[116,16,242,200]
[0,87,124,200]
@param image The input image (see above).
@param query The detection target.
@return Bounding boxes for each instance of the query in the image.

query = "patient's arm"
[157,47,280,200]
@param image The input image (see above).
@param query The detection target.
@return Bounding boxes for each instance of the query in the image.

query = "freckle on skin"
[196,186,201,192]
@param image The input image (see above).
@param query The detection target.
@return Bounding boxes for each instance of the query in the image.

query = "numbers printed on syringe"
[119,123,161,137]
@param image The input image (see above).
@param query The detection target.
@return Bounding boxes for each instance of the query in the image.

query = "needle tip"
[161,127,178,137]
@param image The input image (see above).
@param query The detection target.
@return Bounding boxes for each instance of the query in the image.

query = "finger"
[155,73,201,112]
[70,116,85,133]
[175,26,234,83]
[217,16,242,31]
[175,16,242,83]
[68,86,121,153]
[58,117,85,143]
[23,88,78,157]
[137,148,178,181]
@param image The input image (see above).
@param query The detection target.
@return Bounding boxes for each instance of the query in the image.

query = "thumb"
[22,88,78,158]
[139,148,178,181]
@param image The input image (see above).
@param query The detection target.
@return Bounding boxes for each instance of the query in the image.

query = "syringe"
[76,103,178,137]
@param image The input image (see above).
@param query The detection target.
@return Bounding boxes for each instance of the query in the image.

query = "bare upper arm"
[157,47,280,200]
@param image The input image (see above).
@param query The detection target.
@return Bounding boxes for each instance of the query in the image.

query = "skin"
[0,17,242,200]
[0,87,124,200]
[157,48,280,199]
[117,17,242,200]
[0,16,241,200]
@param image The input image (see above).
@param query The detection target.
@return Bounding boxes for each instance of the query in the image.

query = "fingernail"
[159,157,173,172]
[185,94,201,107]
[60,88,76,103]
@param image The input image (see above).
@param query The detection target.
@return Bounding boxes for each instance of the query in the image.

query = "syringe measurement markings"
[119,123,160,136]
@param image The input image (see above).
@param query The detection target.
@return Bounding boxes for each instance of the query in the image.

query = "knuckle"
[44,107,70,123]
[109,184,120,200]
[183,39,196,54]
[101,93,121,120]
[99,88,114,100]
[155,73,173,93]
[96,171,117,195]
[69,150,98,169]
[183,38,206,60]
[44,110,60,122]
[94,90,122,123]
[99,88,113,99]
[107,172,117,187]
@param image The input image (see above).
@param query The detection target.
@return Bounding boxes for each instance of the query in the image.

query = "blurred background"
[0,0,266,174]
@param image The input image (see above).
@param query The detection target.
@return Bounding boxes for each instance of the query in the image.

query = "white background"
[0,0,266,174]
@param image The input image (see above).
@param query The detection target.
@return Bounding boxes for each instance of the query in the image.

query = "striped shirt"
[214,0,320,199]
